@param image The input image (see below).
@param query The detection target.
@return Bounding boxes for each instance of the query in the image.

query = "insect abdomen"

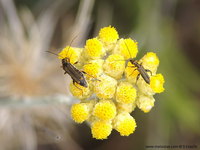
[139,69,150,84]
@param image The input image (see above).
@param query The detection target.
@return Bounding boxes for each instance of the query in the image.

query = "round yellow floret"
[83,59,103,78]
[93,100,116,120]
[113,112,137,136]
[140,52,159,73]
[136,72,154,95]
[150,74,165,93]
[114,38,138,60]
[69,82,91,100]
[91,121,112,140]
[125,61,140,84]
[58,46,82,64]
[116,102,136,113]
[136,94,155,113]
[85,38,105,59]
[99,26,119,43]
[94,74,117,99]
[71,103,90,123]
[116,82,137,104]
[103,54,125,79]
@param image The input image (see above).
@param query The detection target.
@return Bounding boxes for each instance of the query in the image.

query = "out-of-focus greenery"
[130,0,200,144]
[0,0,200,149]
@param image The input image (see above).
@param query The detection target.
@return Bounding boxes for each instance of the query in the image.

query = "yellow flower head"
[136,71,155,95]
[85,38,105,59]
[103,54,125,79]
[63,26,165,140]
[83,59,103,79]
[93,100,116,121]
[99,26,119,43]
[58,46,82,64]
[150,73,165,93]
[116,82,137,104]
[140,52,159,73]
[125,61,140,84]
[113,112,137,136]
[69,81,91,100]
[114,38,138,60]
[116,102,136,113]
[94,74,117,99]
[71,103,90,123]
[136,94,155,113]
[91,121,112,140]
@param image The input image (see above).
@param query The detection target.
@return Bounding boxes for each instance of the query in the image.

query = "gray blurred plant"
[0,0,94,149]
[0,0,67,99]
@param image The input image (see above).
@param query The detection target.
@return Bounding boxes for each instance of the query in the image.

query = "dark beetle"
[46,51,88,88]
[62,58,88,87]
[124,41,152,84]
[129,59,152,84]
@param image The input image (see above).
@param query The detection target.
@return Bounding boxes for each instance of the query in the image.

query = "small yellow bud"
[137,75,154,95]
[69,82,91,100]
[83,59,104,78]
[91,121,112,140]
[116,102,136,113]
[71,103,90,123]
[93,100,116,121]
[103,54,125,79]
[114,38,138,60]
[150,74,165,93]
[94,74,117,99]
[140,52,159,73]
[125,61,140,84]
[136,94,155,113]
[99,26,119,43]
[116,82,137,104]
[58,46,82,64]
[84,38,105,59]
[113,112,137,136]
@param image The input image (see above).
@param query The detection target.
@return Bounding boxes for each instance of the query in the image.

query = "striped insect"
[124,41,152,84]
[46,50,88,88]
[128,59,152,84]
[46,37,88,88]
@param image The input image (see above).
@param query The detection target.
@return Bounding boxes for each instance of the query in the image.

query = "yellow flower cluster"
[58,26,165,140]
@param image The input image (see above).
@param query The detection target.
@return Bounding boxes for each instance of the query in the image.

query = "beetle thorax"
[62,58,70,64]
[130,60,139,67]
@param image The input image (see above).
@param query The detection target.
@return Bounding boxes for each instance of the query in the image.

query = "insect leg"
[129,68,138,76]
[73,80,83,96]
[81,71,101,81]
[145,69,152,76]
[81,71,87,74]
[136,73,141,83]
[127,66,136,68]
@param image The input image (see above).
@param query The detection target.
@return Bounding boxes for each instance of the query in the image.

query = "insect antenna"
[46,51,59,56]
[46,50,66,60]
[109,41,132,64]
[124,41,132,58]
[66,35,78,61]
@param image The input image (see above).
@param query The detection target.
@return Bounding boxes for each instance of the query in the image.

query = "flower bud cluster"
[58,26,165,139]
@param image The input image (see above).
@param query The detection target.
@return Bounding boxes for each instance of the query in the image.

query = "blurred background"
[0,0,200,149]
